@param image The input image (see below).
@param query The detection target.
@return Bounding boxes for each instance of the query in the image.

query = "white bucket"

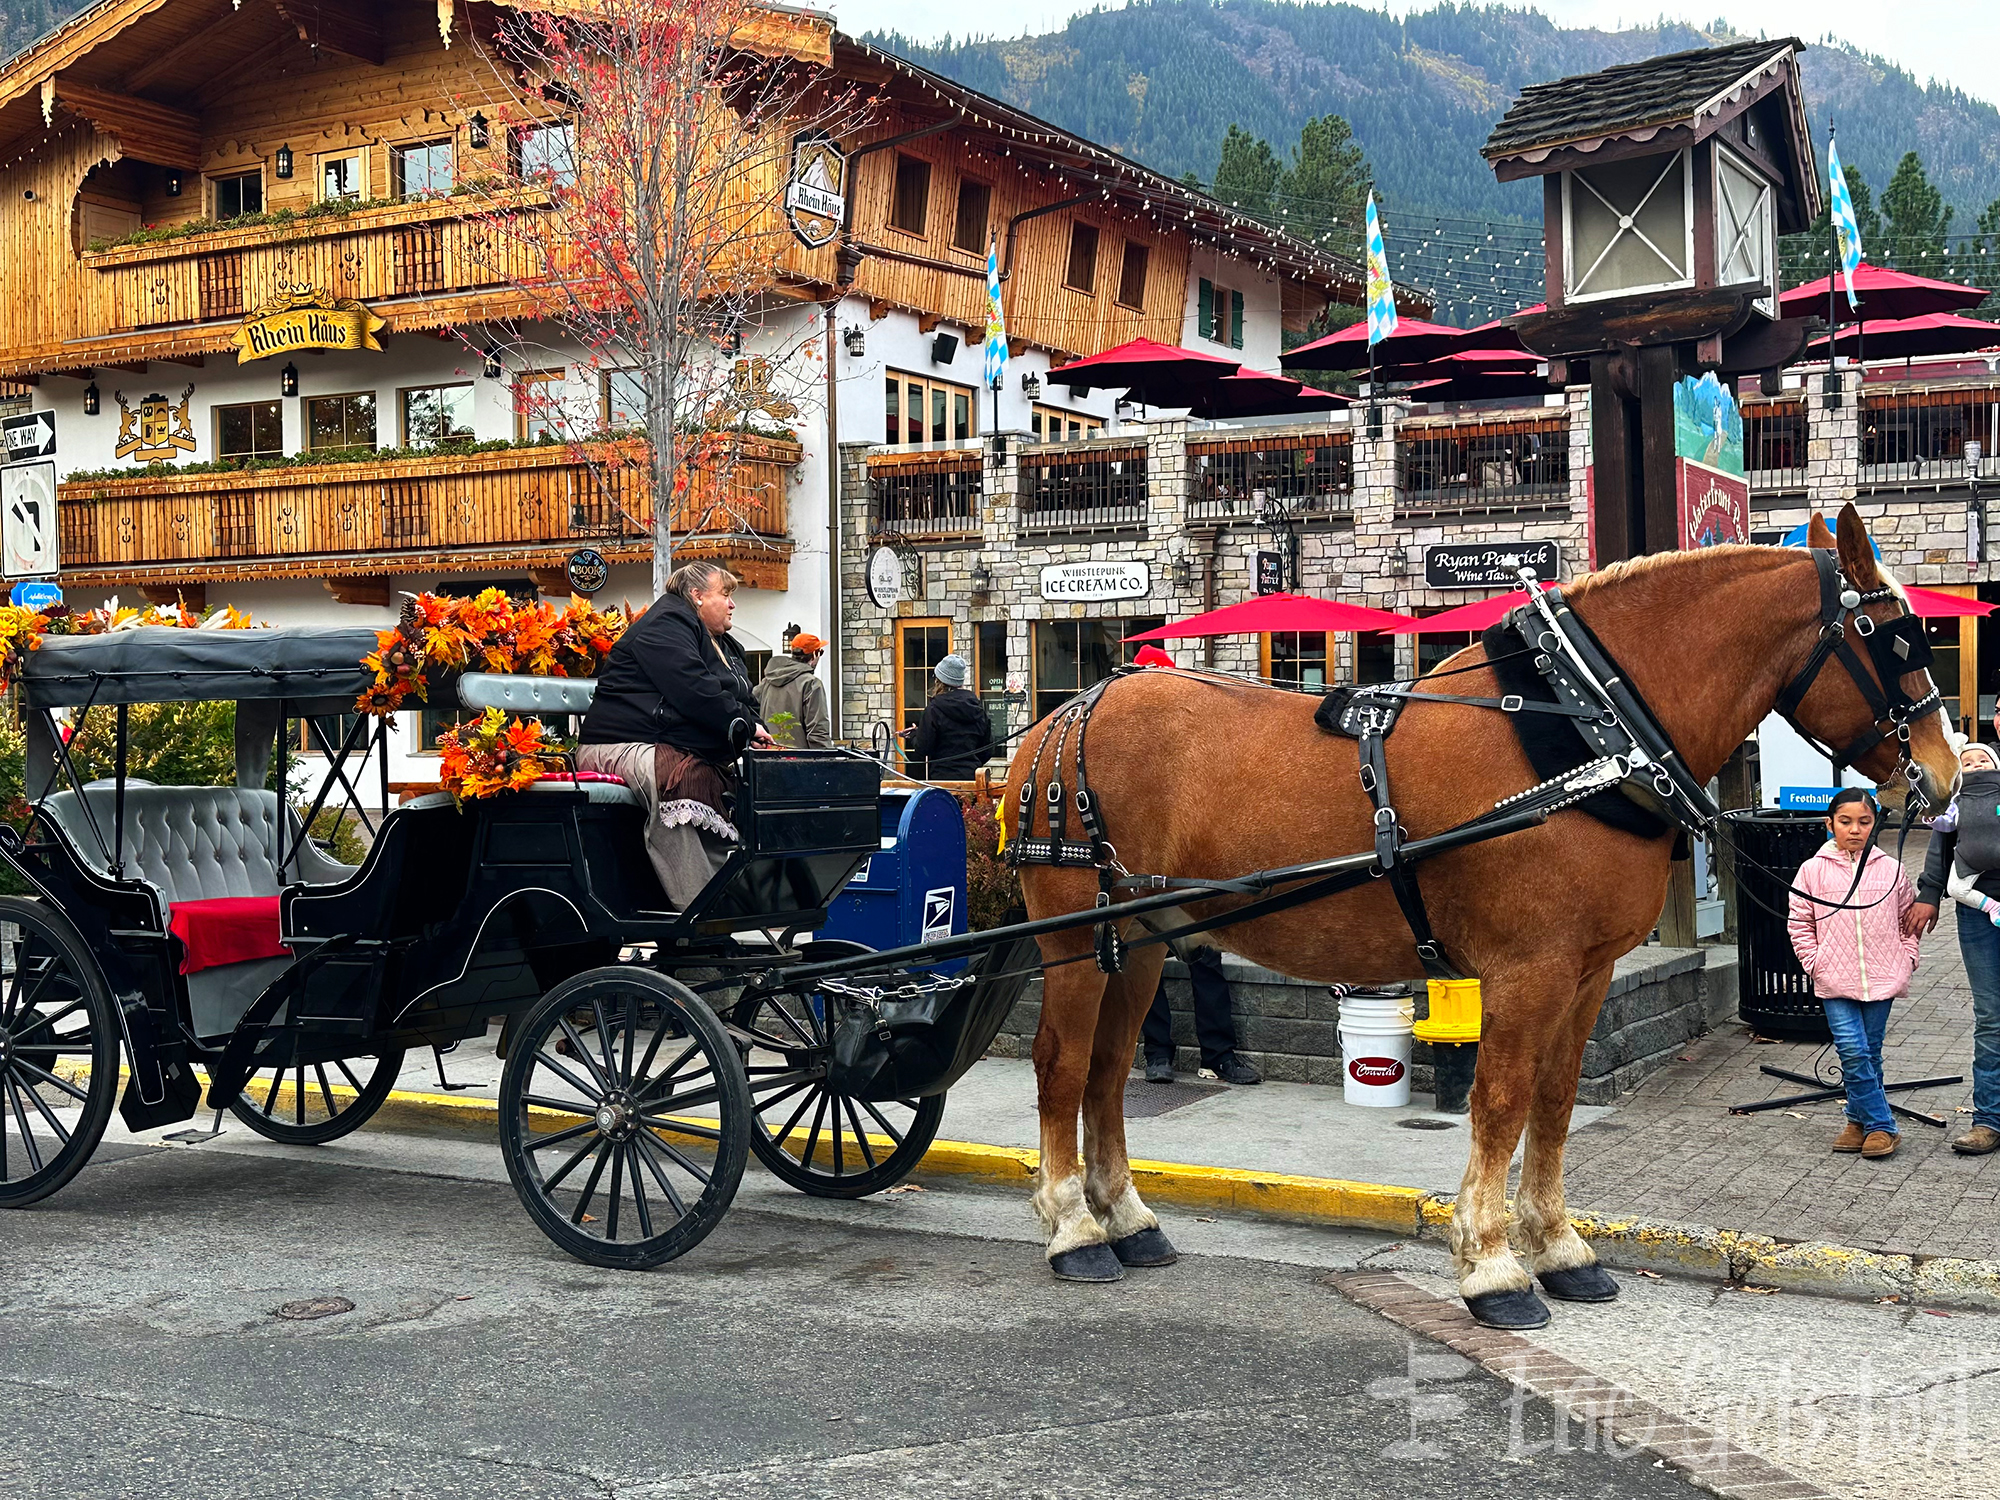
[1339,992,1416,1107]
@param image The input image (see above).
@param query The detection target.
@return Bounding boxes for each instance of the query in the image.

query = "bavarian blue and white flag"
[1365,191,1398,346]
[1827,136,1864,311]
[984,235,1007,389]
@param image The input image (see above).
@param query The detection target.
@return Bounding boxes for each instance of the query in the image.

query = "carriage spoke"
[636,1126,710,1185]
[9,1060,88,1103]
[625,1144,655,1238]
[21,997,84,1034]
[800,1091,829,1169]
[621,998,636,1082]
[532,1049,605,1104]
[542,1132,601,1192]
[830,1090,845,1176]
[629,1010,675,1089]
[522,1094,595,1117]
[605,1145,625,1240]
[6,1076,44,1172]
[773,1084,819,1150]
[747,1078,813,1116]
[261,1065,284,1117]
[638,1115,722,1142]
[590,998,621,1086]
[842,1096,878,1170]
[334,1059,366,1094]
[649,1080,722,1114]
[524,1118,599,1153]
[569,1141,613,1226]
[631,1129,686,1215]
[858,1098,910,1146]
[556,1017,612,1093]
[294,1065,306,1126]
[17,1075,72,1147]
[314,1064,338,1119]
[634,1040,700,1100]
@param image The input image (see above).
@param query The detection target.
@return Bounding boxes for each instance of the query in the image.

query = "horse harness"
[1006,549,1939,979]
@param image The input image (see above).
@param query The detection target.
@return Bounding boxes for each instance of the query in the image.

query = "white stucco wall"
[1179,247,1286,375]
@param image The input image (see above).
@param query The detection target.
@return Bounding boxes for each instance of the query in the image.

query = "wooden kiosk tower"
[1483,39,1824,564]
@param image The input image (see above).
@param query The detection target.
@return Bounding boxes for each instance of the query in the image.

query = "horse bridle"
[1772,548,1944,809]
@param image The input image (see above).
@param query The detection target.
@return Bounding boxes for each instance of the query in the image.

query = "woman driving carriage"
[577,561,775,908]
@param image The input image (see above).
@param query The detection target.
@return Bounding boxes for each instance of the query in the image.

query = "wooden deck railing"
[57,437,798,581]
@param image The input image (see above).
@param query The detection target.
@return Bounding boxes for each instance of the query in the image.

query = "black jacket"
[579,592,762,762]
[908,687,990,780]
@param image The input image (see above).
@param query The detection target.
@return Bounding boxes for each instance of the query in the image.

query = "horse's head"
[1785,504,1959,811]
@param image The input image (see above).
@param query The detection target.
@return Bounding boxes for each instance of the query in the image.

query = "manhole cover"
[1397,1118,1457,1131]
[275,1296,355,1321]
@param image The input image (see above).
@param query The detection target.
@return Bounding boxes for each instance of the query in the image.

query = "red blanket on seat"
[169,896,290,976]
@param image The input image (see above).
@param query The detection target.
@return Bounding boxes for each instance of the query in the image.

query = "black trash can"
[1721,808,1831,1043]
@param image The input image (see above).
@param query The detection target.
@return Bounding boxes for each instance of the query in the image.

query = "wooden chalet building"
[0,0,1364,780]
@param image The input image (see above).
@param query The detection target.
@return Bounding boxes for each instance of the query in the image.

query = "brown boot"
[1832,1122,1867,1153]
[1862,1130,1900,1159]
[1952,1124,2000,1156]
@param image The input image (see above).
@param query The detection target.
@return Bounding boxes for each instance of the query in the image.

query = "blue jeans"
[1955,907,2000,1130]
[1821,996,1895,1135]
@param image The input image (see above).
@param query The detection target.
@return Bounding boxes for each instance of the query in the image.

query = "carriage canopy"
[19,626,381,710]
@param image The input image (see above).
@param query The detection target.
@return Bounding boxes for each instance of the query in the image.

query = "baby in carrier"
[1933,743,2000,925]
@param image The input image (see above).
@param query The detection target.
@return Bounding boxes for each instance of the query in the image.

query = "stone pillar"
[1805,369,1862,510]
[836,441,887,739]
[1347,401,1409,674]
[1566,384,1594,572]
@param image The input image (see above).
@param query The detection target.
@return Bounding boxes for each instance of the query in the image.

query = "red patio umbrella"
[1376,348,1543,379]
[1458,306,1544,351]
[1780,264,1988,323]
[1279,317,1470,373]
[1904,586,1996,619]
[1806,312,2000,362]
[1125,592,1416,641]
[1047,337,1240,403]
[1188,373,1349,420]
[1381,583,1559,634]
[1397,368,1557,404]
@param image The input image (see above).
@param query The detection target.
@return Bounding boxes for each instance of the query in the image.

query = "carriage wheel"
[228,1050,406,1146]
[0,897,120,1208]
[499,967,748,1270]
[730,941,947,1200]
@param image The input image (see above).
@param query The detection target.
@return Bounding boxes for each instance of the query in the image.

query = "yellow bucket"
[1414,978,1482,1044]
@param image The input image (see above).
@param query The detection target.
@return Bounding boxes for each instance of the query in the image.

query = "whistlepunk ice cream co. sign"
[1038,561,1151,601]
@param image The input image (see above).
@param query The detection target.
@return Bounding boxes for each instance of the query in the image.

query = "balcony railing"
[1860,387,2000,491]
[1018,441,1148,533]
[1186,432,1353,522]
[80,195,543,334]
[866,448,983,538]
[1397,413,1570,515]
[1743,397,1808,491]
[57,437,798,582]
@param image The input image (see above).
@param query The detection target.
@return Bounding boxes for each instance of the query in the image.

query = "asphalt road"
[0,1142,1702,1500]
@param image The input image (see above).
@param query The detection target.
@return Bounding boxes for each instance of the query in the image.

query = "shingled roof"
[1482,37,1804,161]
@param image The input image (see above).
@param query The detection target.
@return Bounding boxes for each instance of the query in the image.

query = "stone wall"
[986,945,1729,1105]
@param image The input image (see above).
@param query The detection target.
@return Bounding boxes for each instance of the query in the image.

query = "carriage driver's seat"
[40,784,358,1039]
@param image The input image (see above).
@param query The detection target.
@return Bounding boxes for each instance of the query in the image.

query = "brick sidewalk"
[1562,831,2000,1261]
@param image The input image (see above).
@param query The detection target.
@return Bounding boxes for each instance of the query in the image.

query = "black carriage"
[0,626,1033,1267]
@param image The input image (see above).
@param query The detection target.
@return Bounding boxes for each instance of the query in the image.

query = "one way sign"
[3,410,55,463]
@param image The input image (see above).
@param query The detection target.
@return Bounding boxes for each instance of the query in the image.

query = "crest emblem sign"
[114,386,197,463]
[784,132,846,249]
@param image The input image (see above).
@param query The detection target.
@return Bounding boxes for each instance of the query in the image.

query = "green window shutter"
[1230,289,1244,349]
[1198,278,1213,340]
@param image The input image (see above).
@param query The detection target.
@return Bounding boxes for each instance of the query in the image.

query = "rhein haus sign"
[230,285,387,363]
[1423,540,1562,590]
[1039,562,1151,601]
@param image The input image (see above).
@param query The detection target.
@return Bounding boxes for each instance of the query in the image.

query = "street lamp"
[280,362,298,397]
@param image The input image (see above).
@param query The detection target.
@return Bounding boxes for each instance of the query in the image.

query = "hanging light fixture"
[841,324,865,358]
[274,144,293,179]
[468,112,489,150]
[280,362,298,397]
[165,171,182,196]
[1020,371,1041,399]
[483,344,504,380]
[82,382,99,415]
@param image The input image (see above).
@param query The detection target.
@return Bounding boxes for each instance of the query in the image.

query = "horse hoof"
[1048,1243,1124,1282]
[1537,1263,1620,1303]
[1464,1287,1551,1329]
[1109,1227,1179,1267]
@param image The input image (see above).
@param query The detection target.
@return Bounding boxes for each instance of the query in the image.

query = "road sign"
[2,410,54,463]
[565,547,608,595]
[1,461,58,579]
[9,580,59,610]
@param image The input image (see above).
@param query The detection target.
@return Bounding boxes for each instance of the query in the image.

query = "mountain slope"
[870,2,2000,228]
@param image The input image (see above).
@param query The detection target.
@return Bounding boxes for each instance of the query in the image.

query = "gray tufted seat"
[42,785,357,916]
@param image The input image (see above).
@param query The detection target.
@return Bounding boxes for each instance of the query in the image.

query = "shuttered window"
[1064,223,1099,293]
[1198,280,1244,348]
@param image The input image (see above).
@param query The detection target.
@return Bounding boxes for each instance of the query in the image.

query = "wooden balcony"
[57,436,800,597]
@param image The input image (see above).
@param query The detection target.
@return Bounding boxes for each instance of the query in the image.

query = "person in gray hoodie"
[754,631,832,748]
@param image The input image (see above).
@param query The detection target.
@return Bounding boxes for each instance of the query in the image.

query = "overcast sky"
[826,1,2000,110]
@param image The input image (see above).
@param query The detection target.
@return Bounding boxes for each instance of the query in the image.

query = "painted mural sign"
[784,132,846,249]
[1672,372,1749,549]
[114,386,196,463]
[230,285,387,363]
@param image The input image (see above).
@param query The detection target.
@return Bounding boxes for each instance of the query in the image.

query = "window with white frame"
[1715,146,1776,315]
[1563,149,1692,302]
[401,384,475,446]
[319,150,364,202]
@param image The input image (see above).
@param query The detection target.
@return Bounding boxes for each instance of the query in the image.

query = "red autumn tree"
[459,0,867,595]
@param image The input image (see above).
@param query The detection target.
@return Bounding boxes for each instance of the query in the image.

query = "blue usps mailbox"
[820,785,968,972]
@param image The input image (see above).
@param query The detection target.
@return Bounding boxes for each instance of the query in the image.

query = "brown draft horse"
[1007,504,1958,1326]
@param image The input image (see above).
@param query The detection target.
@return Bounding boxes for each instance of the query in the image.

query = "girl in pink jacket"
[1787,788,1921,1158]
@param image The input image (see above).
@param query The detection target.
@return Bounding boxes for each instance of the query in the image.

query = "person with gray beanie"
[899,653,989,780]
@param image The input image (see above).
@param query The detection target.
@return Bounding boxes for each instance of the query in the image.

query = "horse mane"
[1563,540,1906,607]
